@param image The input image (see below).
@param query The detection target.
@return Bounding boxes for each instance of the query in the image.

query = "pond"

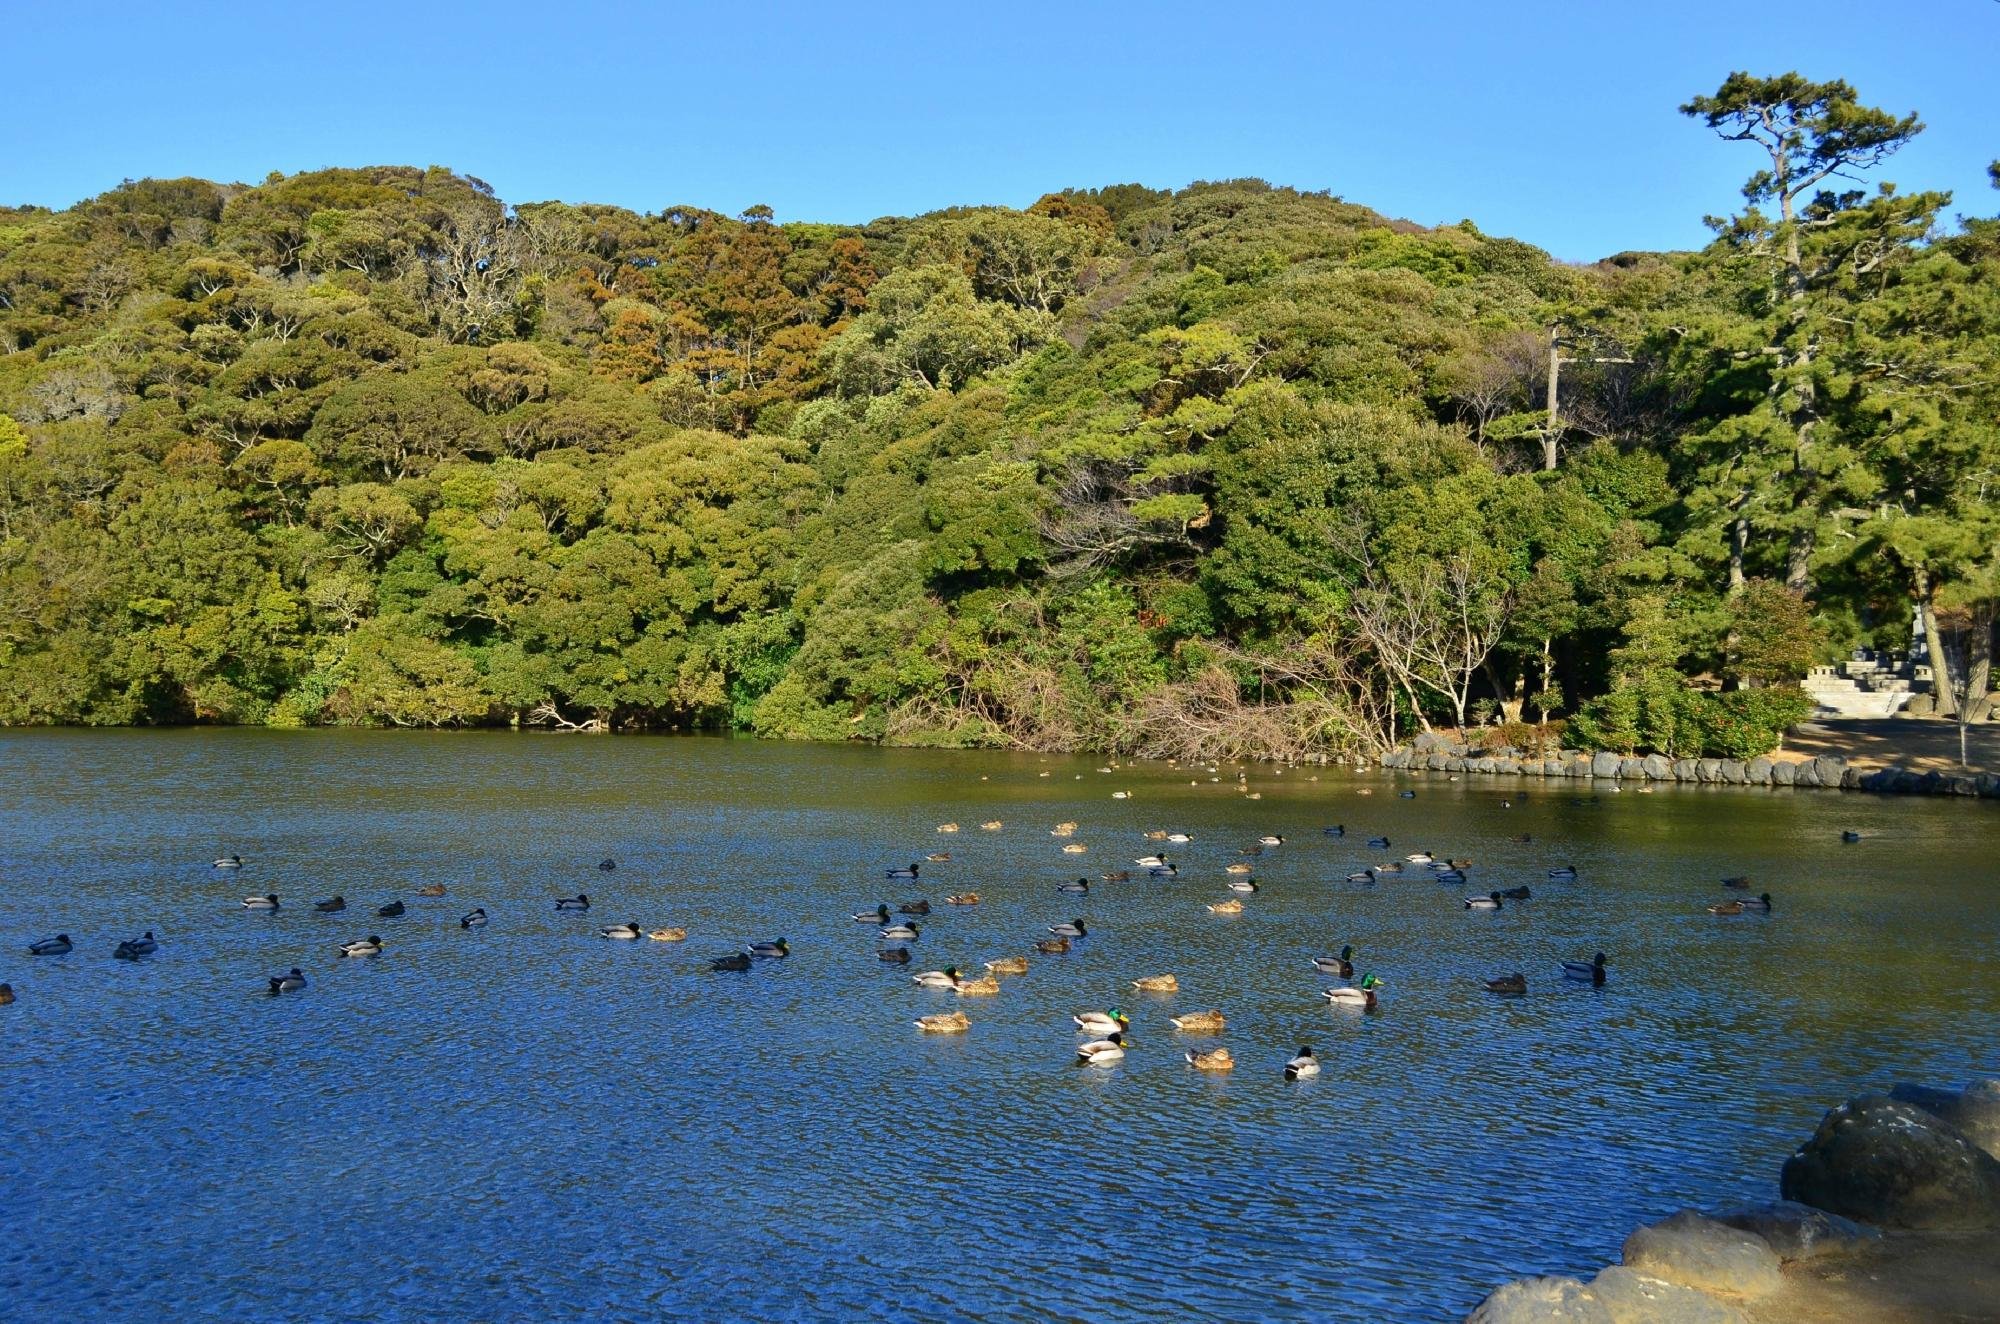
[2,730,1995,1320]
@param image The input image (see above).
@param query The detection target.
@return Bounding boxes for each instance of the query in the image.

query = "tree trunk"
[1784,527,1814,594]
[1542,326,1561,472]
[1913,568,1958,719]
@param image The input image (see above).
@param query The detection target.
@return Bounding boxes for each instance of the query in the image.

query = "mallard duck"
[1512,833,1533,844]
[1057,878,1089,894]
[1227,878,1259,893]
[1367,836,1391,849]
[1345,871,1375,884]
[1325,973,1382,1008]
[1048,919,1088,937]
[1148,863,1179,878]
[1406,851,1435,864]
[1285,1046,1320,1079]
[1721,876,1752,890]
[1398,790,1416,799]
[710,953,752,971]
[985,955,1028,975]
[1166,832,1194,844]
[460,907,488,929]
[1240,844,1264,857]
[1101,871,1131,882]
[1435,870,1467,885]
[1562,952,1608,985]
[878,947,912,964]
[916,1010,970,1033]
[1742,892,1773,912]
[1113,790,1132,800]
[1465,892,1503,910]
[113,932,159,959]
[1259,835,1285,847]
[1208,898,1244,914]
[416,883,446,897]
[885,863,921,879]
[913,966,963,987]
[340,935,384,957]
[954,974,1001,996]
[0,983,13,1005]
[1076,1032,1125,1063]
[926,852,952,862]
[1074,1009,1130,1035]
[376,900,406,918]
[598,859,617,872]
[1312,946,1355,977]
[649,927,687,942]
[1186,1046,1235,1071]
[1373,862,1404,875]
[746,938,790,959]
[1226,862,1254,875]
[243,895,280,910]
[314,896,346,913]
[1841,830,1863,843]
[935,823,960,834]
[267,967,307,994]
[599,922,643,939]
[1130,973,1178,992]
[555,894,590,911]
[1707,900,1744,916]
[1053,822,1079,836]
[1483,972,1527,996]
[853,904,891,924]
[981,820,1004,831]
[1035,937,1071,954]
[1061,843,1088,854]
[1143,829,1167,840]
[1323,825,1346,838]
[1170,1009,1226,1033]
[1134,855,1167,869]
[898,899,930,916]
[1450,858,1474,869]
[945,893,980,906]
[213,856,243,869]
[1498,885,1531,900]
[879,921,920,940]
[1547,866,1577,881]
[1355,788,1374,796]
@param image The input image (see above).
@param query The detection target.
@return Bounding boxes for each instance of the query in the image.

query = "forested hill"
[2,75,1995,755]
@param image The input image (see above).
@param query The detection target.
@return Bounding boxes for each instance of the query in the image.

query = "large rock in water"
[1890,1079,2000,1160]
[1780,1093,2000,1229]
[1620,1211,1783,1298]
[1592,750,1623,778]
[1587,1268,1748,1323]
[1465,1276,1613,1323]
[1711,1200,1881,1261]
[1813,754,1847,786]
[1771,760,1797,786]
[1744,756,1773,785]
[1642,753,1672,780]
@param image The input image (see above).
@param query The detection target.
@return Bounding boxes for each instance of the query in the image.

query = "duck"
[340,935,384,958]
[1285,1046,1320,1080]
[935,823,960,834]
[1323,825,1346,838]
[649,927,688,941]
[981,821,1004,831]
[945,893,981,906]
[1483,972,1527,996]
[1227,878,1259,893]
[710,953,752,972]
[1112,790,1132,800]
[885,863,921,879]
[1130,973,1178,992]
[1258,835,1285,847]
[1498,885,1532,900]
[555,894,590,911]
[879,921,920,940]
[877,947,912,964]
[1841,830,1863,843]
[1239,844,1264,857]
[746,938,790,959]
[1372,862,1404,875]
[1047,919,1088,938]
[599,922,643,940]
[1449,858,1474,869]
[213,855,243,869]
[113,932,158,959]
[460,907,488,929]
[985,956,1029,975]
[314,896,346,913]
[1056,878,1090,894]
[243,894,280,910]
[1345,871,1376,884]
[913,966,963,987]
[1207,899,1244,914]
[1053,821,1080,836]
[1367,837,1391,849]
[1074,1009,1131,1035]
[1312,946,1356,977]
[926,852,952,862]
[954,974,1001,996]
[1465,892,1504,910]
[853,904,892,924]
[916,1010,971,1033]
[1035,937,1072,954]
[1170,1009,1226,1033]
[1721,876,1752,891]
[1166,832,1194,844]
[1406,851,1435,864]
[1134,855,1167,869]
[598,859,617,872]
[1061,843,1088,855]
[1147,863,1179,878]
[267,967,307,994]
[1225,862,1255,875]
[1435,870,1468,885]
[376,900,406,918]
[0,983,12,1005]
[1100,871,1132,882]
[1547,866,1577,881]
[416,883,446,897]
[1707,900,1745,916]
[1076,1032,1125,1064]
[1562,952,1608,985]
[898,899,931,916]
[1325,974,1382,1008]
[1185,1046,1235,1071]
[1512,834,1534,844]
[1742,892,1773,912]
[1143,829,1168,841]
[1398,790,1416,799]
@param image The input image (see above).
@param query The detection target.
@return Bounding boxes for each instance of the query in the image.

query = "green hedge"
[1566,677,1813,760]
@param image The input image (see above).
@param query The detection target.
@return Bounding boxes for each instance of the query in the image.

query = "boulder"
[1889,1080,2000,1160]
[1426,752,1449,770]
[1567,756,1595,779]
[1380,749,1408,769]
[1619,1211,1783,1298]
[1543,758,1565,777]
[1711,1200,1881,1261]
[1779,1093,2000,1229]
[1695,758,1722,783]
[1412,731,1443,753]
[1771,761,1797,786]
[1445,755,1467,772]
[1718,759,1747,785]
[1745,757,1772,785]
[1812,755,1847,786]
[1642,754,1672,780]
[1673,758,1697,781]
[1793,761,1821,788]
[1619,757,1645,780]
[1591,751,1623,778]
[1493,757,1518,775]
[1474,756,1499,774]
[1586,1267,1748,1323]
[1466,1276,1613,1324]
[1904,692,1936,716]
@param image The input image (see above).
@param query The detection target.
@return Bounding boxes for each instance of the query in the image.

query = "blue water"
[2,730,1996,1320]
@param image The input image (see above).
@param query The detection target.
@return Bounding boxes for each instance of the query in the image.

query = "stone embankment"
[1379,733,2000,799]
[1468,1079,2000,1323]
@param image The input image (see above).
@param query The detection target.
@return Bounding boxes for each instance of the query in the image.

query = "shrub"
[1568,675,1811,759]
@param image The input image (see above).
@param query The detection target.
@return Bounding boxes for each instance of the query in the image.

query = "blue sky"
[5,1,1995,259]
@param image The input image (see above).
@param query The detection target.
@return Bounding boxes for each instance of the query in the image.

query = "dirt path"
[1784,717,1999,774]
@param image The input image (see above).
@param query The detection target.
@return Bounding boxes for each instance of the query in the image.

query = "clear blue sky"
[6,1,1995,260]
